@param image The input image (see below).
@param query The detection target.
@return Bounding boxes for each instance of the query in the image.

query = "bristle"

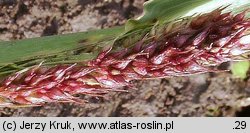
[0,8,250,107]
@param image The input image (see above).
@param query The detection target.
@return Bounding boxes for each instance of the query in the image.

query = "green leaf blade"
[0,26,124,66]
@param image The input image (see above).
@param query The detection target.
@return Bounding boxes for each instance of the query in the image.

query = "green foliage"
[231,61,250,79]
[125,0,209,32]
[0,26,124,76]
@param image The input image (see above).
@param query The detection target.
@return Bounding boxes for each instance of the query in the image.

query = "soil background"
[0,0,250,117]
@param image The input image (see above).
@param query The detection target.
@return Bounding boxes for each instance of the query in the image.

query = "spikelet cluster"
[0,8,250,106]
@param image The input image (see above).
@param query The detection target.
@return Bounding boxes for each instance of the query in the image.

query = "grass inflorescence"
[0,7,250,107]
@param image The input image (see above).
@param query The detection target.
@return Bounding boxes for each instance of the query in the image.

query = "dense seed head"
[0,8,250,107]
